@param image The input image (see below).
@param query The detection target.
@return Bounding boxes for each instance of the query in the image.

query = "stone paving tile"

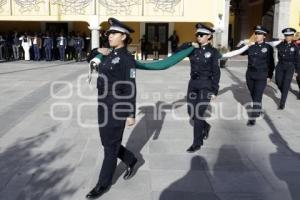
[1,60,300,200]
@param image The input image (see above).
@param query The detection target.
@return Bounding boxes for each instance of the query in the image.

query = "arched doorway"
[229,0,276,46]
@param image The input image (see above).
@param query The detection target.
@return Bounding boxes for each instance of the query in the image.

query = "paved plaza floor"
[0,58,300,200]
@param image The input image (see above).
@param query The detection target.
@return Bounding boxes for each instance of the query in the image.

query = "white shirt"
[60,37,64,46]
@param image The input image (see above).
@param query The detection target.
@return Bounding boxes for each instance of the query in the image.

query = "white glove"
[87,57,101,84]
[191,42,200,48]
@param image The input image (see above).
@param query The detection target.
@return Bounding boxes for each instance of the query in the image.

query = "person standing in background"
[152,36,160,60]
[168,30,179,53]
[0,35,4,61]
[12,31,20,60]
[32,33,42,61]
[57,32,67,61]
[67,32,75,60]
[139,35,148,60]
[44,32,53,61]
[100,30,109,48]
[20,33,32,61]
[74,32,84,62]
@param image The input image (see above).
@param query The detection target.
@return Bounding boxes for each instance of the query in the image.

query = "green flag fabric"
[135,46,194,70]
[94,46,194,70]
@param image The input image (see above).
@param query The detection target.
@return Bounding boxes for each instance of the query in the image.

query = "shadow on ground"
[0,125,77,200]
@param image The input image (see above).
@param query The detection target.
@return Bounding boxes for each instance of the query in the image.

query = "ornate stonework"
[0,0,7,13]
[98,0,140,15]
[147,0,182,13]
[51,0,92,15]
[15,0,45,13]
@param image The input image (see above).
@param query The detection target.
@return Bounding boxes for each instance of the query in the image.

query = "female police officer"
[177,23,221,153]
[275,28,300,109]
[245,26,275,126]
[86,18,138,199]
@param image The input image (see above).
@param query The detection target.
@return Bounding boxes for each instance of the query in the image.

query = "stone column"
[239,0,250,40]
[221,0,230,48]
[88,15,100,49]
[273,0,291,38]
[233,0,249,45]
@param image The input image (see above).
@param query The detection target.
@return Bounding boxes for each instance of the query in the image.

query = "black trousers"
[296,69,300,93]
[171,45,177,53]
[141,49,147,60]
[187,81,211,146]
[75,48,82,61]
[246,71,267,118]
[275,63,294,106]
[97,102,136,187]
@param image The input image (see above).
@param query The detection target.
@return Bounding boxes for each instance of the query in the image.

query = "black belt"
[279,61,295,64]
[248,67,268,72]
[191,76,211,80]
[190,72,211,80]
[98,90,122,96]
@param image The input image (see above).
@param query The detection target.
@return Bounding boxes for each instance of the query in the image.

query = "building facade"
[0,0,299,54]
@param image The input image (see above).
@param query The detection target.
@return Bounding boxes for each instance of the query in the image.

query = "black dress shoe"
[247,119,256,126]
[86,185,110,199]
[278,104,285,110]
[203,124,211,140]
[297,93,300,100]
[186,145,201,153]
[123,159,137,180]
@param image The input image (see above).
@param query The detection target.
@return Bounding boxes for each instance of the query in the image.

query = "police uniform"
[275,28,300,109]
[86,18,137,199]
[43,36,53,61]
[297,48,300,99]
[178,23,221,152]
[246,26,275,126]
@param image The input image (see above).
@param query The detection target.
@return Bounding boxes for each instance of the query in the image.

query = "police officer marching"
[296,34,300,99]
[86,18,138,199]
[245,26,275,126]
[177,23,221,153]
[275,28,300,109]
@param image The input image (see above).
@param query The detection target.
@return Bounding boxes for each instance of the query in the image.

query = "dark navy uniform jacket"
[74,37,84,49]
[277,41,300,71]
[43,37,53,49]
[178,42,221,95]
[97,47,136,118]
[247,42,275,79]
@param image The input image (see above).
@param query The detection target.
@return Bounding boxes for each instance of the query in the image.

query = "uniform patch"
[261,48,268,53]
[112,57,120,64]
[291,47,295,52]
[130,68,136,78]
[204,52,211,58]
